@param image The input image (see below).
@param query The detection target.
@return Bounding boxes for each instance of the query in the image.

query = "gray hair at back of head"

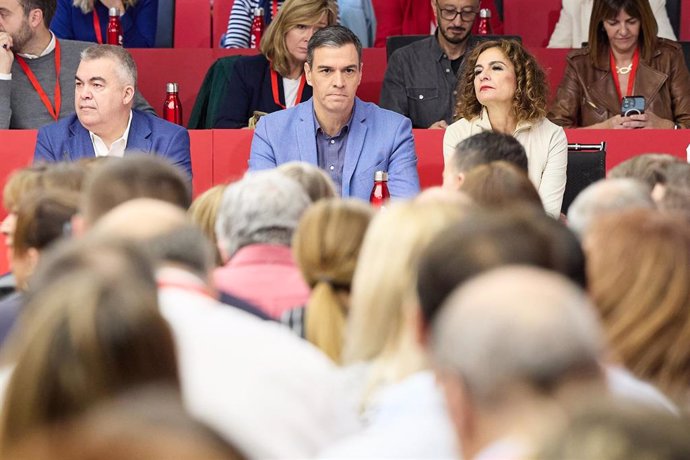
[80,44,138,87]
[306,25,362,67]
[146,224,216,279]
[431,266,604,406]
[215,170,311,258]
[277,161,337,202]
[567,178,655,237]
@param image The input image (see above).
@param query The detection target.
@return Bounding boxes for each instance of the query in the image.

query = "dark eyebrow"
[89,77,106,84]
[316,65,333,70]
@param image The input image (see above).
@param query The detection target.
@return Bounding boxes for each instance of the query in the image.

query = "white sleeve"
[548,6,575,48]
[652,0,677,41]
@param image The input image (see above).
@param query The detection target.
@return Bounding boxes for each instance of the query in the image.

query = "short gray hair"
[431,266,604,406]
[146,225,216,279]
[80,44,138,87]
[215,170,311,257]
[567,178,655,237]
[306,25,362,68]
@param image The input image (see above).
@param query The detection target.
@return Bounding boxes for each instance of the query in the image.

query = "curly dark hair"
[453,40,548,123]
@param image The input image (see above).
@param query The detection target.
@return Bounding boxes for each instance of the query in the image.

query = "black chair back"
[562,143,606,214]
[385,34,522,59]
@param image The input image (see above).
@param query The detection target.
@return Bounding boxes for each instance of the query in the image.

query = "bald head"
[90,199,188,241]
[567,179,654,237]
[431,266,604,406]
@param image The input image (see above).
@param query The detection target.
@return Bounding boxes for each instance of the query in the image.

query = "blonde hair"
[586,209,690,401]
[260,0,338,77]
[73,0,137,14]
[188,184,228,266]
[345,201,471,403]
[293,199,372,363]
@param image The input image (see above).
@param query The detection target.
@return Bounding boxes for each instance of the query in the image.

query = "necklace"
[616,63,633,74]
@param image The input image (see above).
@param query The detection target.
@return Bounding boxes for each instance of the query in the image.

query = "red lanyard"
[92,7,103,44]
[610,47,639,103]
[270,68,306,109]
[15,40,62,121]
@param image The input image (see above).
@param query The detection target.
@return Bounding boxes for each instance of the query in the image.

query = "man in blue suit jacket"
[33,44,191,179]
[249,25,419,201]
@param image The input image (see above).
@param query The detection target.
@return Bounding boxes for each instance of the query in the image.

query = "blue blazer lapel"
[342,98,368,196]
[124,110,152,153]
[68,118,96,161]
[295,100,317,165]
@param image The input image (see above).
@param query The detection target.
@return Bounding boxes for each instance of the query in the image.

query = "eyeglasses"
[436,3,479,22]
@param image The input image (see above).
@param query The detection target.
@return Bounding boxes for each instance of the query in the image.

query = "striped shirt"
[221,0,284,48]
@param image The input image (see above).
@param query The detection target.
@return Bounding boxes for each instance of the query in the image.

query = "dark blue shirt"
[314,109,355,194]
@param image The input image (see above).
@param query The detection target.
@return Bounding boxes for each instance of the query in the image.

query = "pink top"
[213,244,310,319]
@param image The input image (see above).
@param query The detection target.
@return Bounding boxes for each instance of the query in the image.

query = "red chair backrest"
[504,0,562,47]
[213,0,236,47]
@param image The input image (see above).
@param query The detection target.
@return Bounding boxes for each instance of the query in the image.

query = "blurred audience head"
[3,385,245,460]
[277,161,337,202]
[537,402,690,460]
[147,224,218,284]
[11,190,79,290]
[567,178,654,237]
[656,162,690,221]
[443,131,528,190]
[80,155,191,229]
[585,208,690,400]
[417,207,587,328]
[292,199,373,363]
[607,153,682,191]
[215,170,310,260]
[344,200,473,389]
[460,161,543,211]
[431,266,605,460]
[0,238,178,454]
[188,184,228,266]
[90,198,188,241]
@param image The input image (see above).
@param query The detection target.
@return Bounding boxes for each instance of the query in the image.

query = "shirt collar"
[89,110,134,157]
[477,107,534,134]
[17,32,56,59]
[431,31,478,62]
[313,102,356,138]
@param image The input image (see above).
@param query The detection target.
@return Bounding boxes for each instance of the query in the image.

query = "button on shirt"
[315,112,353,195]
[89,111,133,158]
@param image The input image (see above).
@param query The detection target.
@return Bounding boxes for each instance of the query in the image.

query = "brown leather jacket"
[548,38,690,128]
